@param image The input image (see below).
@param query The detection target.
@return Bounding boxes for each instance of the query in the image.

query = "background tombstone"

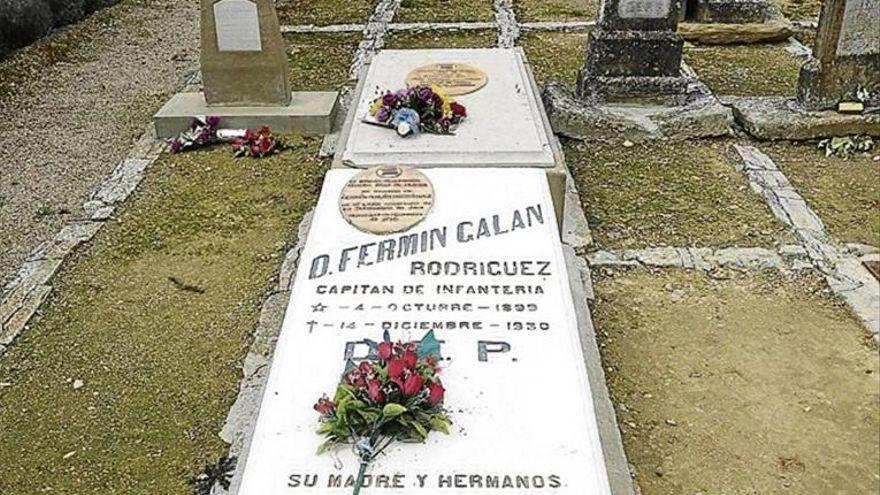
[797,0,880,111]
[154,0,338,137]
[201,0,290,106]
[577,0,687,102]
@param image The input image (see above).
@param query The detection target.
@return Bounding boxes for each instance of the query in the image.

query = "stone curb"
[732,144,880,339]
[586,246,798,272]
[0,125,166,357]
[349,0,402,80]
[214,209,314,495]
[494,0,520,48]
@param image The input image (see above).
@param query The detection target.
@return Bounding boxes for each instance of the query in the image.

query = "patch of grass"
[684,43,801,97]
[769,0,822,20]
[384,29,497,49]
[519,31,589,87]
[276,0,374,26]
[396,0,495,22]
[592,269,878,495]
[566,140,791,249]
[0,1,121,98]
[516,0,599,21]
[762,141,880,247]
[0,139,327,494]
[284,32,359,90]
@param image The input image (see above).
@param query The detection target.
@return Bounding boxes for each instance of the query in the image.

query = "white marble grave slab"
[340,49,558,168]
[237,169,612,494]
[214,0,262,52]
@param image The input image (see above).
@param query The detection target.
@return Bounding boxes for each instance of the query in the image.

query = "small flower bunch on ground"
[314,330,451,495]
[232,126,285,158]
[818,135,873,158]
[367,85,467,137]
[168,116,220,153]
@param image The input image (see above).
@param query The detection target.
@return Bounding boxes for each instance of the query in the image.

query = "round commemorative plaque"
[405,62,488,96]
[339,165,435,235]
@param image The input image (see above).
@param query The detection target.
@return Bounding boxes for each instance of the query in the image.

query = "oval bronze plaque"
[340,165,435,235]
[405,62,488,96]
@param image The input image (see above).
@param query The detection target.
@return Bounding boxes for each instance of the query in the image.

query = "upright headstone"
[200,0,291,106]
[797,0,880,110]
[578,0,687,102]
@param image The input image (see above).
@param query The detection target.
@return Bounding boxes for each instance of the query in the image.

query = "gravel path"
[0,0,198,289]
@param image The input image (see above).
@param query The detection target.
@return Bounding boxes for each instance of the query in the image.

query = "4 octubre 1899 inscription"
[339,165,435,235]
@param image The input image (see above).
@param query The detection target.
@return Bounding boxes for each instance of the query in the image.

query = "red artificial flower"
[388,359,405,379]
[260,125,271,136]
[313,396,335,415]
[367,379,384,403]
[358,361,373,374]
[402,373,423,397]
[402,350,418,369]
[427,382,445,406]
[377,342,393,360]
[451,102,467,118]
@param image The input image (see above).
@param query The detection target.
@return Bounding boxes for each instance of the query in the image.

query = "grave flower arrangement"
[168,116,220,153]
[365,85,467,137]
[314,330,451,495]
[231,125,285,158]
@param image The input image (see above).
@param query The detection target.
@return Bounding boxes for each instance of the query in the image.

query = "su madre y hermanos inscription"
[237,169,612,494]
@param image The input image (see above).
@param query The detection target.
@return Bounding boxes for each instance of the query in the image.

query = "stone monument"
[797,0,880,111]
[153,0,338,138]
[542,0,731,141]
[578,0,687,103]
[728,0,880,139]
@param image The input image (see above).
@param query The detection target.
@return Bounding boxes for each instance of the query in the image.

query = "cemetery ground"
[0,0,878,494]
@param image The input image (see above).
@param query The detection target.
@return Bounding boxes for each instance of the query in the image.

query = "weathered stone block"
[694,0,770,23]
[581,30,684,80]
[729,96,880,139]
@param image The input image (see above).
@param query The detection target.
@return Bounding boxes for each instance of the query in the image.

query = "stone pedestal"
[577,0,687,104]
[797,0,880,110]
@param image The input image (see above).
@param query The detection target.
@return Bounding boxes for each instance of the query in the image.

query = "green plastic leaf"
[316,440,335,455]
[429,416,451,434]
[418,330,442,359]
[411,420,428,440]
[382,403,407,419]
[383,330,391,343]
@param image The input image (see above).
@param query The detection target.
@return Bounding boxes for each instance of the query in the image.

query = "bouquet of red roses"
[231,125,285,158]
[314,331,451,495]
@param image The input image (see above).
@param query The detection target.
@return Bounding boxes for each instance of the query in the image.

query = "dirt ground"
[592,269,880,495]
